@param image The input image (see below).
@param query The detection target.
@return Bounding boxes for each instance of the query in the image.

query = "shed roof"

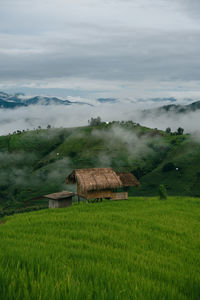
[66,168,139,192]
[118,172,140,187]
[44,191,75,200]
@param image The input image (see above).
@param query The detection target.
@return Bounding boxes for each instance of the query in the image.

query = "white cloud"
[0,101,200,136]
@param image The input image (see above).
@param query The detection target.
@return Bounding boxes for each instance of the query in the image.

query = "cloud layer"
[0,102,200,136]
[1,0,200,98]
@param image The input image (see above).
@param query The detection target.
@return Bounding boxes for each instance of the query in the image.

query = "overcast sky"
[1,0,200,100]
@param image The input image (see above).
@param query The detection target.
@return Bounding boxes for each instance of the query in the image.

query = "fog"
[0,102,200,136]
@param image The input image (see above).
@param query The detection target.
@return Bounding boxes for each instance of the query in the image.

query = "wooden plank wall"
[111,192,128,200]
[86,190,112,199]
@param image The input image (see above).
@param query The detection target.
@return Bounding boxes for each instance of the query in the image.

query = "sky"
[1,0,200,100]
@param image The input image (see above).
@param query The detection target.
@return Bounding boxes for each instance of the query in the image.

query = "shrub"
[158,184,167,200]
[162,162,175,172]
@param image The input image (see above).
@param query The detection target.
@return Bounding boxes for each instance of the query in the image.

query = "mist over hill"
[144,100,200,114]
[1,91,200,136]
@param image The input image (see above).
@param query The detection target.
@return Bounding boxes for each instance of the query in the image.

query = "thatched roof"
[118,172,140,187]
[44,191,75,200]
[66,168,123,192]
[66,168,140,192]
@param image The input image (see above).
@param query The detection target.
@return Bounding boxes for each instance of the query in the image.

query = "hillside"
[0,197,200,300]
[0,122,200,215]
[137,138,200,196]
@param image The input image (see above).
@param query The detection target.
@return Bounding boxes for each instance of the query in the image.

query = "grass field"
[0,196,200,300]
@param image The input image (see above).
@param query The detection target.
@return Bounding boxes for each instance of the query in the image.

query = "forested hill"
[0,121,200,215]
[144,100,200,115]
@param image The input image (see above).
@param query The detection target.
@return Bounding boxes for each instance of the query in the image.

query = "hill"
[144,100,200,116]
[159,101,200,113]
[0,121,200,215]
[0,196,199,299]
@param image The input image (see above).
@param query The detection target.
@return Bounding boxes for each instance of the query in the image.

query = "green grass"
[0,196,200,299]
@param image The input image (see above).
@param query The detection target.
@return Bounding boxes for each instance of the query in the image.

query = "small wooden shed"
[66,168,140,201]
[44,191,75,208]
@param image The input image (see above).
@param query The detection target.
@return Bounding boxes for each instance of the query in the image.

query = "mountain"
[158,101,200,113]
[138,97,177,103]
[151,97,177,102]
[97,97,118,103]
[0,98,26,109]
[0,91,92,108]
[23,96,72,106]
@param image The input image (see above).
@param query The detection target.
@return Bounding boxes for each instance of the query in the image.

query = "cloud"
[1,0,200,97]
[0,100,200,136]
[171,0,200,19]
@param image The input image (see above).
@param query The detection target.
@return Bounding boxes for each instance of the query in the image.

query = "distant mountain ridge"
[0,91,92,108]
[159,101,200,113]
[97,98,118,103]
[1,91,200,112]
[155,101,200,113]
[142,100,200,116]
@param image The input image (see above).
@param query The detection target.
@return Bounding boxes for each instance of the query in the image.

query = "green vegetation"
[138,137,200,197]
[0,122,200,214]
[158,184,167,200]
[0,197,199,299]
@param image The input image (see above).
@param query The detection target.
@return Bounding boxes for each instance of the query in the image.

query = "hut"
[66,168,139,201]
[44,191,75,208]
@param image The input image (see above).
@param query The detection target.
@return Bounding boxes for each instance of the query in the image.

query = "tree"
[47,124,51,129]
[165,127,171,134]
[177,127,184,135]
[88,117,102,126]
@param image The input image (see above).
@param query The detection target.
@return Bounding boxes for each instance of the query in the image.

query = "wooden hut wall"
[86,189,112,200]
[49,198,72,208]
[111,192,128,200]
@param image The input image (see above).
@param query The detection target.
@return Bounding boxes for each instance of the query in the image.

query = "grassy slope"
[137,138,200,196]
[0,123,200,214]
[0,197,200,300]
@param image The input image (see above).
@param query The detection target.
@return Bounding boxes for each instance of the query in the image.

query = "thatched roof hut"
[66,168,123,192]
[66,168,140,201]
